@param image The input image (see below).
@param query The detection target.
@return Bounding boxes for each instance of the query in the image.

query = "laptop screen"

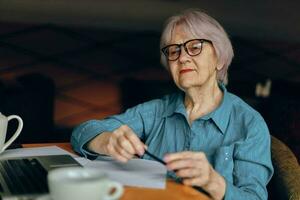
[0,155,81,199]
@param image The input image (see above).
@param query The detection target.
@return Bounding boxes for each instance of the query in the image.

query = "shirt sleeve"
[70,101,157,157]
[223,119,274,200]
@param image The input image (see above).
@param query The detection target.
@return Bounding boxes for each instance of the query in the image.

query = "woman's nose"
[178,47,190,63]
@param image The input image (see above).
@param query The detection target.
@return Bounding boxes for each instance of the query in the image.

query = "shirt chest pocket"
[213,145,235,182]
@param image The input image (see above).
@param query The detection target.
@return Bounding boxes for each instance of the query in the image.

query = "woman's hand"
[88,125,145,162]
[164,151,226,200]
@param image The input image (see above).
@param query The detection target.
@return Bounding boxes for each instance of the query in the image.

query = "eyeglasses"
[161,39,212,61]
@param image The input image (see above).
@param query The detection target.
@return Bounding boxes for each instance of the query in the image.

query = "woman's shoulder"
[133,92,182,116]
[227,92,265,122]
[226,92,269,139]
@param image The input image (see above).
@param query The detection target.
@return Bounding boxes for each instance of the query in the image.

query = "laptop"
[0,154,81,200]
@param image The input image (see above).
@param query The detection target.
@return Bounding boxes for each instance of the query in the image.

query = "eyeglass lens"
[163,39,204,61]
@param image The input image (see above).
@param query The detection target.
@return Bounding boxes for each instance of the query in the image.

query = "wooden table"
[23,143,211,200]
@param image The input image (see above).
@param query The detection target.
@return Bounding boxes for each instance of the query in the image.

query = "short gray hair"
[160,9,234,84]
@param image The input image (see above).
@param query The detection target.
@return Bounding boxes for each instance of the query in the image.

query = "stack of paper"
[76,157,167,189]
[0,146,166,189]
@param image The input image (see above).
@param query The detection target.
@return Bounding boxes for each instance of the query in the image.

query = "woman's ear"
[216,61,224,71]
[214,51,223,71]
[216,65,223,71]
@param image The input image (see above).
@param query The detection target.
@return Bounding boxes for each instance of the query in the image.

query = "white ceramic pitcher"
[0,112,23,153]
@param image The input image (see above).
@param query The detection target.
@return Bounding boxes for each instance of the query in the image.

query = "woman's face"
[167,25,219,91]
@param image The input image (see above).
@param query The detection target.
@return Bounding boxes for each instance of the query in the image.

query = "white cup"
[48,167,123,200]
[0,112,23,153]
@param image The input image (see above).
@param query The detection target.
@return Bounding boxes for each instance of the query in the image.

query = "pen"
[144,150,166,165]
[143,150,183,183]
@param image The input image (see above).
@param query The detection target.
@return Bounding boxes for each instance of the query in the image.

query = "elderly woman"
[71,9,273,200]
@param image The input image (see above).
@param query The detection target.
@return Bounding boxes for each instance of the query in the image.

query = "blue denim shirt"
[71,84,273,200]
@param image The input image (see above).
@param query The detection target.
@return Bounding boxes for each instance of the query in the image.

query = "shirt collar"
[208,83,232,134]
[162,91,186,118]
[163,83,232,134]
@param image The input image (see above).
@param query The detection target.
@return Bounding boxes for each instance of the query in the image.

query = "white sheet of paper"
[0,146,77,159]
[75,157,167,189]
[0,146,166,189]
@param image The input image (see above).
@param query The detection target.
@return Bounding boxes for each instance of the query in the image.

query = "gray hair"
[160,9,234,84]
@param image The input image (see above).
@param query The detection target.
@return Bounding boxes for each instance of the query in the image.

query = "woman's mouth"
[179,69,194,74]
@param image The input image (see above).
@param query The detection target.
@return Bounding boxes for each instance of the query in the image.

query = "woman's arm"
[164,119,274,200]
[87,125,145,162]
[71,99,161,158]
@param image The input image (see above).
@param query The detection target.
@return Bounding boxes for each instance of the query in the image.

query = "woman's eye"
[169,50,178,55]
[188,43,202,54]
[192,43,202,49]
[168,47,179,55]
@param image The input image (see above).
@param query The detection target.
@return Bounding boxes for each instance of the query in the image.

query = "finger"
[167,159,196,171]
[176,168,201,178]
[107,143,129,163]
[123,128,145,155]
[116,135,136,155]
[164,151,206,162]
[111,125,139,157]
[183,175,210,187]
[115,144,134,160]
[144,144,148,150]
[113,153,129,163]
[181,166,211,187]
[107,134,132,162]
[183,177,203,186]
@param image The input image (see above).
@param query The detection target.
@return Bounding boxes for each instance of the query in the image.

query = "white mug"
[48,167,124,200]
[0,112,23,153]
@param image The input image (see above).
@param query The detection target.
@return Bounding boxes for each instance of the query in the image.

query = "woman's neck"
[184,81,223,124]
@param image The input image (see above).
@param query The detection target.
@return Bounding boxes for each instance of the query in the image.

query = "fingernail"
[140,149,145,156]
[137,149,144,156]
[163,155,169,162]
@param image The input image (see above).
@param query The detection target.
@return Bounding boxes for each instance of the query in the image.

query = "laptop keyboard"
[0,158,48,194]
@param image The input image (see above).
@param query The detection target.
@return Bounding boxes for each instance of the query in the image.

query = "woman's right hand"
[87,125,146,162]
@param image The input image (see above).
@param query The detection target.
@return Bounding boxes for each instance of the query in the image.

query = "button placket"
[225,152,229,161]
[189,120,204,151]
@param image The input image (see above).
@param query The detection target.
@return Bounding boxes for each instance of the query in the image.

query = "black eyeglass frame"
[161,39,212,61]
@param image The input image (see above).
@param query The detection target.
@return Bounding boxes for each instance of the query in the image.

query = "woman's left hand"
[164,151,226,200]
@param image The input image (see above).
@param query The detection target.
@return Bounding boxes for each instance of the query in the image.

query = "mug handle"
[105,181,123,200]
[2,115,23,151]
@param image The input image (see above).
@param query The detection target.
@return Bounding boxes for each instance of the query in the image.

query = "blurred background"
[0,0,299,161]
